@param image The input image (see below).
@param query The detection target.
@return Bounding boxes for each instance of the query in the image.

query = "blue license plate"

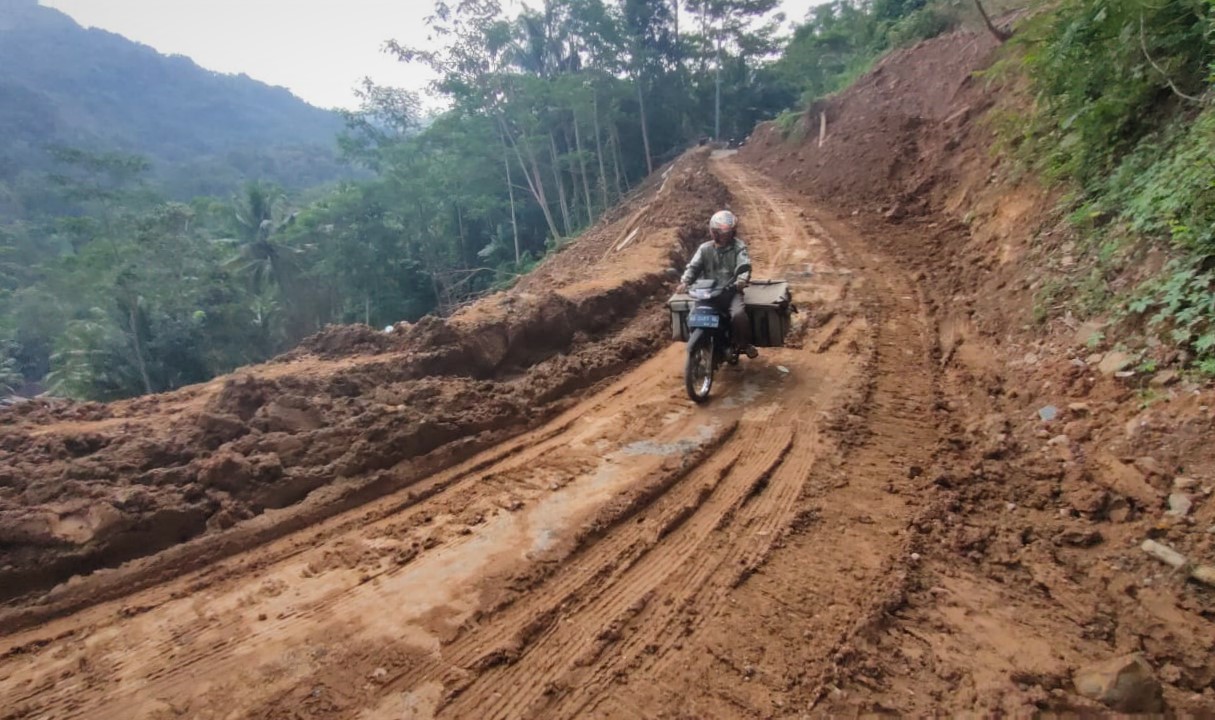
[689,311,720,329]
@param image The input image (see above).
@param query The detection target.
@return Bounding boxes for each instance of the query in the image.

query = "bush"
[887,4,956,46]
[773,0,963,115]
[1015,0,1214,187]
[1007,0,1215,370]
[775,109,807,140]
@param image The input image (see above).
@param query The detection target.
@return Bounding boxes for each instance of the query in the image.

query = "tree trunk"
[561,124,580,223]
[431,272,449,316]
[126,300,153,395]
[714,32,723,140]
[549,132,572,236]
[455,202,467,266]
[698,1,710,76]
[973,0,1011,42]
[499,130,521,264]
[572,117,595,225]
[609,121,629,195]
[412,202,448,314]
[635,78,654,175]
[527,147,561,241]
[592,91,611,209]
[500,117,562,242]
[673,0,680,66]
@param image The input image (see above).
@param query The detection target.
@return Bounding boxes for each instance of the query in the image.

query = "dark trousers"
[709,289,751,348]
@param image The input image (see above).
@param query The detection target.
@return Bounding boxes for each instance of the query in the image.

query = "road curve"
[0,157,943,720]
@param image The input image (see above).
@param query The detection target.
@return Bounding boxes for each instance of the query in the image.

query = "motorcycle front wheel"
[685,329,714,403]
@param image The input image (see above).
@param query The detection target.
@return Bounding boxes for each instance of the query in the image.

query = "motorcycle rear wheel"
[685,330,714,403]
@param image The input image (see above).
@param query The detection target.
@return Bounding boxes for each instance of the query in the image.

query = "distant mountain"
[0,0,353,209]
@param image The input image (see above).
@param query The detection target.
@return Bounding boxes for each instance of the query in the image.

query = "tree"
[225,182,300,296]
[620,0,679,172]
[339,79,425,168]
[683,0,783,139]
[0,341,24,395]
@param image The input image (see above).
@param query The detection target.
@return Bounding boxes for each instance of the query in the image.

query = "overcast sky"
[41,0,825,110]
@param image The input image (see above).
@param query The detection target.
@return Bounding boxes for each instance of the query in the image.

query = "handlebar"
[685,281,745,301]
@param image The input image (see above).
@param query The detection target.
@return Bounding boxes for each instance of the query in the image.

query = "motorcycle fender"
[687,328,714,357]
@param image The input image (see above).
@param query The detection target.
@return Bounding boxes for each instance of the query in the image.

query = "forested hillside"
[5,0,1211,404]
[0,0,348,208]
[5,1,1215,714]
[997,0,1215,372]
[7,0,922,402]
[0,0,1014,402]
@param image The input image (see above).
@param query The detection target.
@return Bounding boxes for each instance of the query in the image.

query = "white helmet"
[709,210,737,234]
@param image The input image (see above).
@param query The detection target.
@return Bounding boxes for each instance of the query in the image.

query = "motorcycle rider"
[676,209,758,359]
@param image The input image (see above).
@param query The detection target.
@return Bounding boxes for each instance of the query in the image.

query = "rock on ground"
[1073,653,1163,713]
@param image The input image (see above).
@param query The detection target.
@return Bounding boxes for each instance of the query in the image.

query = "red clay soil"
[2,27,1213,720]
[743,26,1215,715]
[0,149,727,616]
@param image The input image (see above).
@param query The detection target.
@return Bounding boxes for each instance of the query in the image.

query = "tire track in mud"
[1,351,766,720]
[404,157,873,719]
[1,409,609,718]
[447,159,941,719]
[0,156,943,720]
[438,427,799,718]
[535,184,860,718]
[590,161,943,718]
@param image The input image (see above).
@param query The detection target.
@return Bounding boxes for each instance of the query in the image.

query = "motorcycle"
[684,265,751,404]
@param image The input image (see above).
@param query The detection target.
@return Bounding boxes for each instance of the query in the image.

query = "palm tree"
[222,182,300,294]
[0,345,23,396]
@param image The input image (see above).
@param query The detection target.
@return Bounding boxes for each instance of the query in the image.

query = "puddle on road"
[619,423,718,457]
[530,422,721,554]
[720,380,764,409]
[354,421,728,645]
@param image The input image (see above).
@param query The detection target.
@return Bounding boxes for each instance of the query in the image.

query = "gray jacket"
[681,238,752,286]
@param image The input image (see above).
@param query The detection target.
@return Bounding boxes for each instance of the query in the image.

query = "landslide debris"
[0,149,728,609]
[741,26,1215,716]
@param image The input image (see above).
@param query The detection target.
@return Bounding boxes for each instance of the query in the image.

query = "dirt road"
[0,157,945,718]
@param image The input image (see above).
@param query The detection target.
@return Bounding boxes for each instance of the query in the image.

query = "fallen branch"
[1139,16,1205,104]
[973,0,1011,43]
[1141,539,1215,586]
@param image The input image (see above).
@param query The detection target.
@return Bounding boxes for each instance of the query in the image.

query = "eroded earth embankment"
[743,26,1215,716]
[2,26,1214,719]
[0,150,727,620]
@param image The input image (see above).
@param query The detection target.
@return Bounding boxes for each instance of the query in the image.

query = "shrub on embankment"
[992,0,1215,372]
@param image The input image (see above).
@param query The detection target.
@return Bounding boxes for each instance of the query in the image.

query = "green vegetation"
[0,0,1054,400]
[1000,0,1215,370]
[0,0,351,212]
[1,0,836,401]
[770,0,960,111]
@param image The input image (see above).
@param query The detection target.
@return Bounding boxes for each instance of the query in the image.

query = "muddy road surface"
[1,157,947,718]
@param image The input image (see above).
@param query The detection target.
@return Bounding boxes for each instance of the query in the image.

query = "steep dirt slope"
[0,149,726,621]
[0,154,908,719]
[743,27,1215,715]
[2,26,1214,719]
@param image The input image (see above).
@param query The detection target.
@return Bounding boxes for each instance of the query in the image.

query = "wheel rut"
[0,156,946,720]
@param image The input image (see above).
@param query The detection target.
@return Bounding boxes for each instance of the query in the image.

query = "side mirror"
[734,263,752,278]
